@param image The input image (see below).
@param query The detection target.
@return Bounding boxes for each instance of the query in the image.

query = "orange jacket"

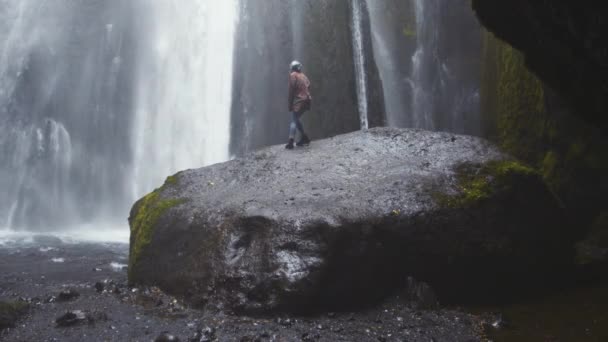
[288,71,311,112]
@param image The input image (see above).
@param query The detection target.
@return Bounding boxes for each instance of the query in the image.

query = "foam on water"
[0,1,239,240]
[0,223,129,247]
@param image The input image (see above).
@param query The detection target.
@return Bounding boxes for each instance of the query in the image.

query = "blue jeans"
[289,111,305,140]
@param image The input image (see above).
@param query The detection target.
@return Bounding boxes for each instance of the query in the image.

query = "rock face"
[472,1,608,133]
[129,128,573,314]
[479,24,608,252]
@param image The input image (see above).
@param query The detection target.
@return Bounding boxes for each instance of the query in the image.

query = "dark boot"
[285,138,294,150]
[296,134,310,147]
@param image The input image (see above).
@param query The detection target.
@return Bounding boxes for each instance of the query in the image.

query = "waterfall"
[365,0,409,128]
[351,0,369,130]
[366,0,482,134]
[132,1,238,197]
[409,0,437,131]
[0,0,238,238]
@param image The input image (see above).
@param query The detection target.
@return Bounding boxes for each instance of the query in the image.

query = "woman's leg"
[288,111,298,140]
[294,111,305,135]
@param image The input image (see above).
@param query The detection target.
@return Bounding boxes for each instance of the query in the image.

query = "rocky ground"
[0,236,487,342]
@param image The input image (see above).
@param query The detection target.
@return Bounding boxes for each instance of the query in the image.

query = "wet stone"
[55,310,86,327]
[155,331,180,342]
[190,326,216,342]
[94,282,105,293]
[277,317,292,327]
[57,289,80,302]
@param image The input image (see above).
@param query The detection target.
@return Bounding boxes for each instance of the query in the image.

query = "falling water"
[351,0,369,130]
[365,0,410,128]
[366,0,481,134]
[0,0,238,239]
[409,0,438,131]
[131,1,238,197]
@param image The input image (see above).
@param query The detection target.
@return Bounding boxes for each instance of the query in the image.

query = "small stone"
[301,333,316,342]
[88,311,108,323]
[190,326,215,342]
[94,282,104,293]
[277,318,292,327]
[55,310,86,327]
[155,331,180,342]
[57,289,80,302]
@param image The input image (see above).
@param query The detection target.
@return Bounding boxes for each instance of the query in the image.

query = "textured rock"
[129,128,573,314]
[472,1,608,133]
[479,24,608,249]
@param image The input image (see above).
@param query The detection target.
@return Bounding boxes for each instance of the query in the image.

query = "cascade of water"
[132,0,238,197]
[365,0,412,128]
[366,0,481,134]
[351,0,369,130]
[409,0,438,131]
[0,0,238,239]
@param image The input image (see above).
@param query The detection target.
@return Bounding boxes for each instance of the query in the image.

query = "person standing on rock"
[285,60,312,149]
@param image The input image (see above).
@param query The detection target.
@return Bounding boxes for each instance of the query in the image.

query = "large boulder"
[129,128,574,314]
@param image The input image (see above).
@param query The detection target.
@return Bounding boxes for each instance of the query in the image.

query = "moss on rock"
[437,160,537,208]
[0,301,29,330]
[480,30,608,241]
[164,173,180,186]
[480,31,550,161]
[129,182,186,278]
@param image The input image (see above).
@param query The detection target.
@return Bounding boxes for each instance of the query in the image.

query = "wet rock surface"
[0,238,483,341]
[129,128,573,314]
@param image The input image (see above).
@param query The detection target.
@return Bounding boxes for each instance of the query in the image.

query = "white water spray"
[409,0,436,130]
[0,0,239,242]
[132,0,238,197]
[351,0,369,130]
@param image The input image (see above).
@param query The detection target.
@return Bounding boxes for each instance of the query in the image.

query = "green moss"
[495,41,548,160]
[0,301,29,330]
[402,26,416,38]
[436,160,536,208]
[481,31,608,208]
[541,151,559,185]
[480,30,608,260]
[164,173,180,186]
[129,189,186,277]
[481,30,554,160]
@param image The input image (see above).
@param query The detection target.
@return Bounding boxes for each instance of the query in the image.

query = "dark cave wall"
[479,30,608,259]
[473,0,608,133]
